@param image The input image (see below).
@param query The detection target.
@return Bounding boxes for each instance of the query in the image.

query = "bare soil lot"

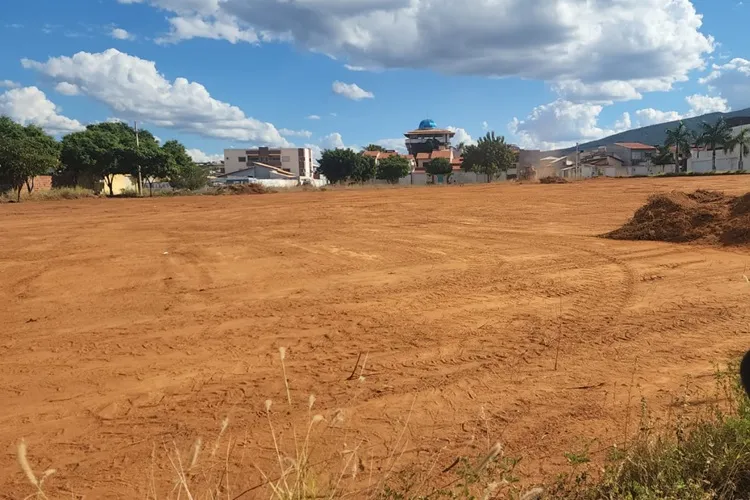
[3,178,750,497]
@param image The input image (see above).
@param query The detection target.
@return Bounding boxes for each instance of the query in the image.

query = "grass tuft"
[551,362,750,499]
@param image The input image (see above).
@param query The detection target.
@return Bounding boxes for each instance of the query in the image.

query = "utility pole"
[134,121,143,196]
[575,142,580,178]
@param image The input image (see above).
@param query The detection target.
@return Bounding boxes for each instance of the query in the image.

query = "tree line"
[664,118,750,172]
[322,132,518,184]
[0,116,206,201]
[316,148,412,184]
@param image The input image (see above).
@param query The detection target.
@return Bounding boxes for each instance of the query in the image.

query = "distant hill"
[557,107,750,154]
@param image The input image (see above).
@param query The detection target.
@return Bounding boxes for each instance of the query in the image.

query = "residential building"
[610,142,657,166]
[404,119,456,156]
[414,149,454,171]
[224,147,314,177]
[215,163,298,183]
[362,149,403,163]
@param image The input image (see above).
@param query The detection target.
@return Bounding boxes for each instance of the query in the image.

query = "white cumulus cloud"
[156,15,258,44]
[447,126,475,146]
[332,81,374,101]
[684,93,730,115]
[307,114,321,120]
[118,0,714,102]
[634,108,684,126]
[371,138,407,154]
[699,58,750,109]
[0,86,84,135]
[55,82,80,96]
[0,80,20,89]
[187,148,223,163]
[509,100,631,150]
[111,27,135,40]
[21,49,289,145]
[279,128,313,138]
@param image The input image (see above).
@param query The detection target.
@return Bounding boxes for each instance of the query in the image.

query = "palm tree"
[664,121,694,172]
[652,145,674,166]
[724,127,750,171]
[697,118,733,171]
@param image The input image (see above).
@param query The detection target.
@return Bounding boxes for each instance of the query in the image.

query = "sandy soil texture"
[3,177,750,498]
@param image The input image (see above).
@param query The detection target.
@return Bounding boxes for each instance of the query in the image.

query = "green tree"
[140,148,175,196]
[60,131,96,187]
[698,118,733,171]
[0,117,59,202]
[160,140,202,190]
[652,145,674,166]
[364,144,386,152]
[59,122,140,195]
[461,132,517,182]
[169,162,207,190]
[316,148,360,184]
[725,128,750,171]
[376,155,411,184]
[351,154,377,183]
[664,121,695,173]
[425,157,453,183]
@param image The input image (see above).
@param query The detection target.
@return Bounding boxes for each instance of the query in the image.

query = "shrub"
[1,187,98,202]
[118,187,140,198]
[551,362,750,499]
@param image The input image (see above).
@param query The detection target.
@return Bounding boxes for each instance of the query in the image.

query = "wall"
[687,124,750,173]
[223,149,248,174]
[31,175,52,191]
[609,144,633,165]
[689,155,744,173]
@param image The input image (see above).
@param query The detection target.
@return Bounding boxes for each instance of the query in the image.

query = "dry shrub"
[539,176,569,184]
[605,190,750,245]
[216,183,276,195]
[27,187,98,201]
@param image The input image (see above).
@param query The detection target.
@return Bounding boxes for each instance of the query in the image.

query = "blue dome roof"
[418,119,437,130]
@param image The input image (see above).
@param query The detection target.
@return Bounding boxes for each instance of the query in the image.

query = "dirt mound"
[731,193,750,216]
[217,183,275,195]
[539,176,569,184]
[604,190,750,245]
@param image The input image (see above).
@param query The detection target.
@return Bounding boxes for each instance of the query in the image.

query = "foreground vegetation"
[553,362,750,499]
[15,353,750,499]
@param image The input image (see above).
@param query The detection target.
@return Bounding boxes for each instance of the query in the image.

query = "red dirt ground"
[3,178,750,498]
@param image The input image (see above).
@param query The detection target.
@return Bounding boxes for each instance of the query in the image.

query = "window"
[238,156,247,162]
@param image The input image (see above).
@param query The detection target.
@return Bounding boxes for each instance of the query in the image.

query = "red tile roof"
[431,150,452,159]
[615,142,657,150]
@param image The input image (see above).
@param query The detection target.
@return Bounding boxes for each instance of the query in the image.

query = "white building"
[687,122,750,173]
[224,147,314,177]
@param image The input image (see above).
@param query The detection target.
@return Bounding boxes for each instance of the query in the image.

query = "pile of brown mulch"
[539,176,569,184]
[605,190,750,245]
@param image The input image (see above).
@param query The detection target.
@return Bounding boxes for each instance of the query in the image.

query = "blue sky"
[1,0,749,161]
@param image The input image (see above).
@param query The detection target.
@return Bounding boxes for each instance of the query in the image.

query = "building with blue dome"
[404,118,456,157]
[418,119,437,130]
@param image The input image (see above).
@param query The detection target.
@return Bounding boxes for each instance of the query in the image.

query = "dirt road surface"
[3,178,750,498]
